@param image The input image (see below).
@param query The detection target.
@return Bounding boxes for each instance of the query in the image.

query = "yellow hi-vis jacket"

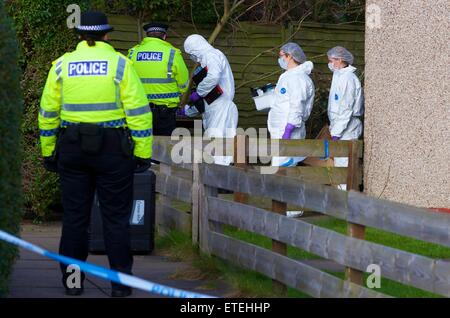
[127,37,189,108]
[39,41,152,159]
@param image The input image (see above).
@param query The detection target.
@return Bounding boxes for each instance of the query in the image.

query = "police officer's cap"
[75,11,114,35]
[143,22,169,34]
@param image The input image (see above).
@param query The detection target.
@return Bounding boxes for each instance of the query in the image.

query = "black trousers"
[57,128,134,290]
[151,105,177,136]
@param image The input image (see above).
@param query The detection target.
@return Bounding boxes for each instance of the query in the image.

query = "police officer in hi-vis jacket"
[38,11,152,297]
[128,22,189,136]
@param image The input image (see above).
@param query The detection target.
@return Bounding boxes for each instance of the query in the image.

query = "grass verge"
[310,217,450,259]
[155,230,309,298]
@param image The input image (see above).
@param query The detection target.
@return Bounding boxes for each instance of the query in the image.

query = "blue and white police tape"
[0,229,215,298]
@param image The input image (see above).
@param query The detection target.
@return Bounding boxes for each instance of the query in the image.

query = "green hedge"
[7,0,90,221]
[0,2,24,297]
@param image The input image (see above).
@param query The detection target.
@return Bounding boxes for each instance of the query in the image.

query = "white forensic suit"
[184,35,238,165]
[328,65,364,190]
[268,61,315,166]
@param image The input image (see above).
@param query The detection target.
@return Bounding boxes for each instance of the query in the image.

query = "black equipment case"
[89,170,156,255]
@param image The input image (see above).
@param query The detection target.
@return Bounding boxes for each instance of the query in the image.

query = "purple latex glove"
[331,136,341,141]
[282,123,296,139]
[176,106,186,117]
[190,91,201,103]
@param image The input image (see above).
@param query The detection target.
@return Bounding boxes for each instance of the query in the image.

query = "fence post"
[191,156,200,245]
[157,162,172,235]
[271,168,288,294]
[345,140,365,284]
[198,165,219,255]
[233,134,249,204]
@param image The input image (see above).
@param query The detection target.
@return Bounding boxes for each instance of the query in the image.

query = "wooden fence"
[150,135,450,298]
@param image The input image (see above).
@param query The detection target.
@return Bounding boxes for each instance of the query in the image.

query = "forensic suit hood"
[183,34,238,165]
[184,34,214,63]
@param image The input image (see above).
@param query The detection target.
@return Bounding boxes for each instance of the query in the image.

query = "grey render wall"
[364,0,449,208]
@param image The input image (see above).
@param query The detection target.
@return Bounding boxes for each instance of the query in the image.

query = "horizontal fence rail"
[208,231,388,298]
[200,163,350,218]
[247,138,364,158]
[154,136,363,160]
[154,170,192,204]
[156,203,192,234]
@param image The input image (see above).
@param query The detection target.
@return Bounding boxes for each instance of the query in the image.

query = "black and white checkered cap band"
[146,27,167,33]
[76,24,112,31]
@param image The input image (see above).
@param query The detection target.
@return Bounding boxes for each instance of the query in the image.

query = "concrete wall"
[364,1,449,208]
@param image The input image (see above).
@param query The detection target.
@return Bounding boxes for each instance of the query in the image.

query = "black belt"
[59,124,132,156]
[149,103,172,109]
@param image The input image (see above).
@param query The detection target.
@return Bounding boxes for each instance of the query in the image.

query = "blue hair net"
[327,46,354,65]
[280,42,306,64]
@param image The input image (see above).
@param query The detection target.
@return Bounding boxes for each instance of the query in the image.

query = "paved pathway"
[7,222,230,298]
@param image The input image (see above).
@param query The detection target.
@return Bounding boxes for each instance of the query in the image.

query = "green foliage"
[0,1,24,297]
[6,0,90,221]
[242,0,365,24]
[91,0,217,23]
[182,0,218,24]
[88,0,366,25]
[22,142,60,221]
